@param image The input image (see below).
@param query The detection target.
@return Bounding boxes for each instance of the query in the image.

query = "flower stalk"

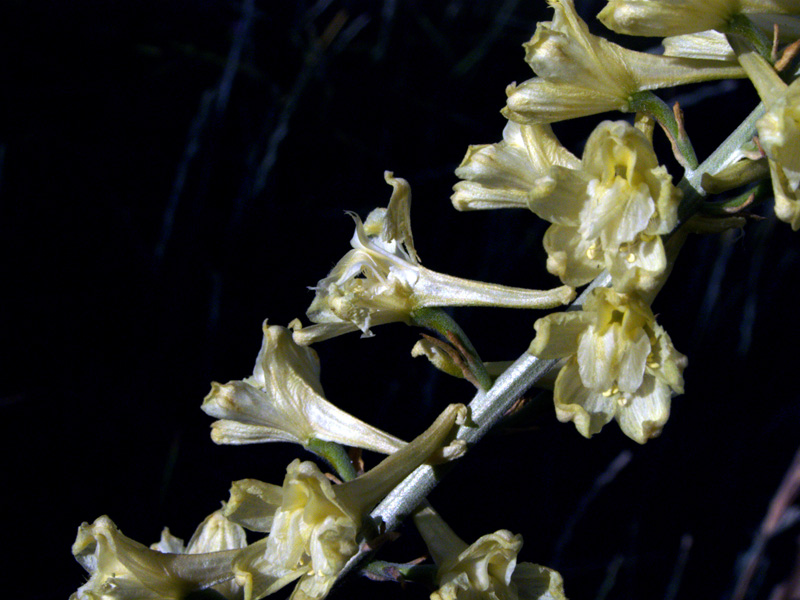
[305,438,358,482]
[628,91,699,170]
[678,101,766,221]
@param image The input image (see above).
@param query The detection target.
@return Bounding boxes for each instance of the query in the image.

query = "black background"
[3,1,800,599]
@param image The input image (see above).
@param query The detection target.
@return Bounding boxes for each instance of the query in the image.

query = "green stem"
[305,438,357,481]
[628,91,699,170]
[410,306,494,391]
[726,14,773,63]
[678,102,765,222]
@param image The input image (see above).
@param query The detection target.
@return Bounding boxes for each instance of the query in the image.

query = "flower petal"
[554,358,616,438]
[616,374,672,443]
[530,311,593,359]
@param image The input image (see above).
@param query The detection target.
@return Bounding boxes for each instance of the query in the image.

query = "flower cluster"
[71,1,800,599]
[448,0,741,443]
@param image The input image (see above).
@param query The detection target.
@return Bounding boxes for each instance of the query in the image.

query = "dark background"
[3,1,800,599]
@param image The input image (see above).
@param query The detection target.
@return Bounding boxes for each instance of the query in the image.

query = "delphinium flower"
[759,81,800,229]
[413,504,567,600]
[70,512,244,600]
[529,287,687,443]
[732,40,800,229]
[290,171,574,345]
[225,404,469,600]
[202,320,405,453]
[502,0,744,124]
[151,510,248,600]
[451,121,581,212]
[454,119,682,293]
[598,0,800,38]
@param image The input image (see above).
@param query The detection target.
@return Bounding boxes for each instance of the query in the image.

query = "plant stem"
[679,102,765,222]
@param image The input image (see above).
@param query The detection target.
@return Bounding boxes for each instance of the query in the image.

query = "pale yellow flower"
[71,515,240,600]
[453,120,679,293]
[292,171,573,345]
[413,505,567,600]
[202,320,405,453]
[228,404,469,600]
[151,510,247,555]
[542,121,681,292]
[503,0,744,124]
[451,121,581,212]
[529,288,686,443]
[151,510,248,599]
[599,0,800,37]
[734,45,800,229]
[755,80,800,229]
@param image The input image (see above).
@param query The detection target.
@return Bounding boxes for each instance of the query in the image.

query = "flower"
[292,171,574,345]
[453,119,681,292]
[502,0,744,124]
[529,287,687,443]
[732,41,800,229]
[598,0,800,38]
[151,511,247,556]
[202,320,405,454]
[451,121,581,212]
[755,80,800,230]
[227,403,469,600]
[413,505,567,600]
[71,515,241,600]
[151,510,249,599]
[543,120,681,292]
